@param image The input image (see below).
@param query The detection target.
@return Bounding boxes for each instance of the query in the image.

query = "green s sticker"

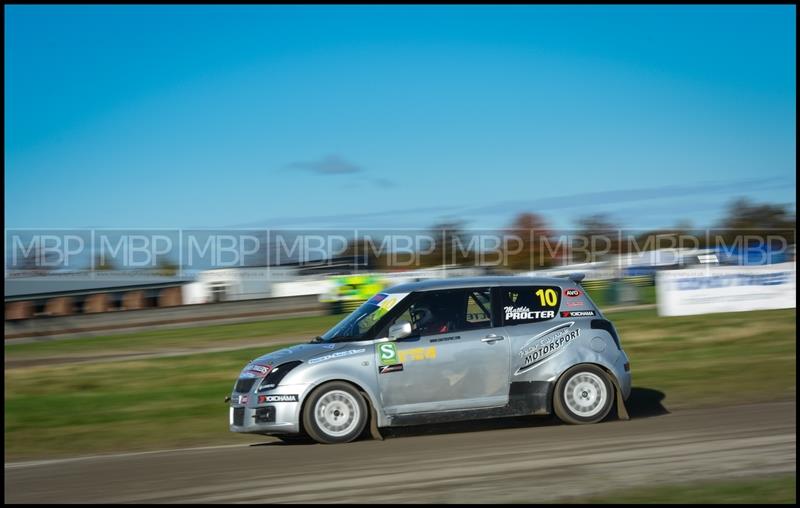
[379,343,399,365]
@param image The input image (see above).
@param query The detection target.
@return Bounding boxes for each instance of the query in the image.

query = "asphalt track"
[5,399,795,503]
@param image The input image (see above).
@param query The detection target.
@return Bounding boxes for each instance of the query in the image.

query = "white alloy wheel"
[553,364,615,425]
[303,381,368,444]
[563,371,608,418]
[314,389,360,438]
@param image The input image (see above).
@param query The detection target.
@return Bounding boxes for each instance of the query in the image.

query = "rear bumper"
[616,351,632,400]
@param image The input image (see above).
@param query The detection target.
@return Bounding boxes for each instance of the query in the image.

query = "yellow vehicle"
[320,274,387,314]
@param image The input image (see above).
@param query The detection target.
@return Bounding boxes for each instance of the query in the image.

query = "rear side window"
[465,289,492,328]
[500,286,561,325]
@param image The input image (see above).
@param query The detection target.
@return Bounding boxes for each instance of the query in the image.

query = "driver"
[412,301,453,335]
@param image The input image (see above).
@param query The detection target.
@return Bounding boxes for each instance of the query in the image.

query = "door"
[496,285,573,377]
[376,288,510,415]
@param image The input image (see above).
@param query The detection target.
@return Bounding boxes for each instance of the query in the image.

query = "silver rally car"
[229,275,632,444]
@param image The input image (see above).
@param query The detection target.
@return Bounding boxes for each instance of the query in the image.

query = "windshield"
[318,292,409,342]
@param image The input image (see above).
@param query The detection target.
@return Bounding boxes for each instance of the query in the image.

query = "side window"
[389,288,492,336]
[464,288,492,330]
[500,286,561,325]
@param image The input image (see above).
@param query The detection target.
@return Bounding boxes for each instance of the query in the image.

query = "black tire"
[553,364,615,425]
[302,381,368,444]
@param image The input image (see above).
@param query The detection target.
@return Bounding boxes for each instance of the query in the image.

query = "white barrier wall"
[271,279,334,298]
[181,282,207,305]
[656,262,796,316]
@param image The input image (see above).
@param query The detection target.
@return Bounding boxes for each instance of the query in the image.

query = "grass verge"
[4,308,795,461]
[562,474,796,504]
[4,314,342,360]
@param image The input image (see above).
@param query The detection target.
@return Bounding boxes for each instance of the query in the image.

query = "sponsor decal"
[516,327,581,374]
[564,300,587,308]
[258,394,298,403]
[237,395,248,404]
[308,348,366,365]
[504,306,556,321]
[321,344,337,350]
[564,289,582,297]
[561,311,596,317]
[376,292,409,311]
[378,363,404,374]
[379,343,399,365]
[241,363,272,378]
[369,293,388,304]
[429,335,461,343]
[675,272,790,290]
[399,346,437,362]
[519,321,573,351]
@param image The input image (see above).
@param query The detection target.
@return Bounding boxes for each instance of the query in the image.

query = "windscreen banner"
[656,262,796,316]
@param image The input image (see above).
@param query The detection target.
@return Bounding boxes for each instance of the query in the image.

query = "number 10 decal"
[535,288,558,307]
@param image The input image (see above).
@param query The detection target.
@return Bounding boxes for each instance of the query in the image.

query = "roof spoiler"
[556,272,585,285]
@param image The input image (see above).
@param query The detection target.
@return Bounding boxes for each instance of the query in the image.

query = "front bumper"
[228,384,307,435]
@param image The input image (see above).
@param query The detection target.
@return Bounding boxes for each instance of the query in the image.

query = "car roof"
[384,275,578,293]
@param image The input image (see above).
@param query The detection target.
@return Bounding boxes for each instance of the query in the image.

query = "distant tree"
[418,221,475,268]
[718,198,795,230]
[15,244,57,275]
[714,197,795,248]
[341,238,389,270]
[574,214,620,262]
[626,220,703,255]
[154,256,179,277]
[93,254,116,271]
[504,213,560,270]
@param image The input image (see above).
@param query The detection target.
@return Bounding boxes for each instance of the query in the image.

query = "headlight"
[257,361,303,392]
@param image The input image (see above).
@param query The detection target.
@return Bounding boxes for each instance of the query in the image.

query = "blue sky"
[4,5,796,231]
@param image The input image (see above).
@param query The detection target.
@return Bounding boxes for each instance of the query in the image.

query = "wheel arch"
[300,377,382,437]
[552,361,628,420]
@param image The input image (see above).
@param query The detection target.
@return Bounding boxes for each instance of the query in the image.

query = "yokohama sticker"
[561,310,596,317]
[258,394,298,403]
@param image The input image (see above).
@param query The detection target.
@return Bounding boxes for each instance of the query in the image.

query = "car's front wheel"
[553,364,614,424]
[302,381,368,444]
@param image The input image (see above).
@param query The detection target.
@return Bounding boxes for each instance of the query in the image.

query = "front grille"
[235,378,257,393]
[233,407,245,426]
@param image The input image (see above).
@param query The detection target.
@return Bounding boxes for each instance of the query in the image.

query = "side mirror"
[388,320,412,341]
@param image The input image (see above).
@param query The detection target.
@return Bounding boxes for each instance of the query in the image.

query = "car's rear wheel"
[302,381,367,444]
[553,364,614,424]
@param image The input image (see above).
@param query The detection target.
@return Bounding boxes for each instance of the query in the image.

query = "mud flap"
[610,377,630,421]
[362,391,384,441]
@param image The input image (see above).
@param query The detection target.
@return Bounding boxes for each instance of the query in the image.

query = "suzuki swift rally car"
[229,275,631,444]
